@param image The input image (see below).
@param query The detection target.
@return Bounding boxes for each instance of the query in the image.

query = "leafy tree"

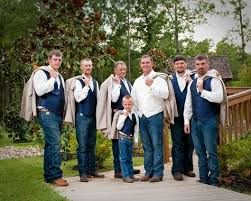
[5,0,110,82]
[162,0,215,55]
[216,39,243,79]
[182,39,212,57]
[220,0,251,65]
[0,0,38,48]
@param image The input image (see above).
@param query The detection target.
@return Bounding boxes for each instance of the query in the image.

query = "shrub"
[95,131,112,169]
[61,126,112,169]
[219,134,251,178]
[236,66,251,87]
[4,102,32,141]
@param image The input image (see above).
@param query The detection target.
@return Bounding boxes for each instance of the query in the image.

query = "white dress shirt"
[131,70,169,118]
[74,74,99,103]
[116,109,139,143]
[175,72,187,92]
[33,65,64,97]
[111,78,131,103]
[183,77,224,125]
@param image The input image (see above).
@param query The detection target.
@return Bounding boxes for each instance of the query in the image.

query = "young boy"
[116,95,139,183]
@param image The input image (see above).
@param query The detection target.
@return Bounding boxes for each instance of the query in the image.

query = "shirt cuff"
[49,77,56,82]
[200,90,206,98]
[83,85,90,92]
[184,118,190,125]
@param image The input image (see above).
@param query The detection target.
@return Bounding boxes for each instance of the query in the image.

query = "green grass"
[0,157,68,201]
[0,155,144,201]
[0,126,144,200]
[0,127,36,148]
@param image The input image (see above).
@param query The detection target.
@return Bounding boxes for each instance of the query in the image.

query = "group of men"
[31,49,225,187]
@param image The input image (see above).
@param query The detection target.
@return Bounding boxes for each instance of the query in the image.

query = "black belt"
[38,108,50,112]
[119,132,133,140]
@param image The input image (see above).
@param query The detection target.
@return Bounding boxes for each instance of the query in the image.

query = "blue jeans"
[38,111,63,182]
[139,112,164,177]
[112,139,121,174]
[119,138,133,178]
[170,117,194,175]
[76,113,97,176]
[191,116,219,185]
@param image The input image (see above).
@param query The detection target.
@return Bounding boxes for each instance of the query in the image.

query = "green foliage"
[216,39,243,79]
[0,0,39,48]
[96,131,112,169]
[236,66,251,86]
[60,126,111,169]
[219,134,251,178]
[219,0,251,65]
[146,48,171,72]
[5,0,110,81]
[182,39,212,57]
[0,157,68,201]
[4,102,31,141]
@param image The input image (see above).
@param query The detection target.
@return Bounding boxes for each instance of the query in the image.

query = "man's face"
[114,64,126,79]
[174,60,187,74]
[140,57,153,75]
[122,98,133,112]
[195,59,209,76]
[81,60,93,76]
[48,55,62,70]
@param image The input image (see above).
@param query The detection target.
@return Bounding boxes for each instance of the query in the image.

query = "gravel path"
[0,146,43,160]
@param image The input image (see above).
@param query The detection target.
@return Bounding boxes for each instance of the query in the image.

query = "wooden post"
[163,124,170,163]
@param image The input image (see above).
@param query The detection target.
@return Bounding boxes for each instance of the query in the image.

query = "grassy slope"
[0,127,144,201]
[0,157,68,201]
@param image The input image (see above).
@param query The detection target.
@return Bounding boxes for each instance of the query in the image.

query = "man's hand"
[121,111,128,117]
[185,75,192,83]
[83,77,90,87]
[112,76,121,84]
[145,78,153,86]
[184,124,190,134]
[196,78,203,93]
[49,69,58,79]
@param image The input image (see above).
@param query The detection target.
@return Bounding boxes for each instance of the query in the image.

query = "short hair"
[194,54,209,62]
[48,50,63,59]
[80,58,92,64]
[122,95,132,102]
[173,55,186,63]
[140,55,153,63]
[114,61,126,69]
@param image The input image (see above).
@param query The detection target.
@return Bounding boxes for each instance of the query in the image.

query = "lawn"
[0,127,144,201]
[0,155,143,201]
[0,157,68,201]
[0,126,35,148]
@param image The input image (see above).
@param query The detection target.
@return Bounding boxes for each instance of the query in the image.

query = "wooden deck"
[56,156,251,201]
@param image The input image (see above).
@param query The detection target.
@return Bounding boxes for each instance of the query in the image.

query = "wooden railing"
[226,87,251,95]
[220,88,251,145]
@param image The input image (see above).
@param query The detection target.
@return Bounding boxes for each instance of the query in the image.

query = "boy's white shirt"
[116,109,139,144]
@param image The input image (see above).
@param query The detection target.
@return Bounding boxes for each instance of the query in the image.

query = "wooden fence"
[219,88,251,145]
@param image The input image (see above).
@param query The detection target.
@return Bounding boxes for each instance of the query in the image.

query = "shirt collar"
[82,74,92,80]
[123,109,133,116]
[141,70,156,79]
[176,69,190,79]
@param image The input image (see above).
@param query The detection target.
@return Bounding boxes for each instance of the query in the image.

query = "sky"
[193,1,251,53]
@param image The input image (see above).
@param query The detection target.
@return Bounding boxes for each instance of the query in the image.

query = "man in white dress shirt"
[131,55,169,182]
[33,50,68,186]
[184,54,224,186]
[170,55,196,181]
[74,58,104,182]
